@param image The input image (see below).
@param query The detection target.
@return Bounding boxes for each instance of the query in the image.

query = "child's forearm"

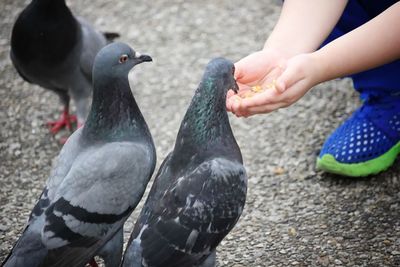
[314,2,400,83]
[265,0,348,57]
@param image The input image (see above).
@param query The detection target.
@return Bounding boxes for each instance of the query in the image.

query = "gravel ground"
[1,0,400,266]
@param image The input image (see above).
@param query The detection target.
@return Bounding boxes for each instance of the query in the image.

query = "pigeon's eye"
[119,54,129,64]
[231,66,235,75]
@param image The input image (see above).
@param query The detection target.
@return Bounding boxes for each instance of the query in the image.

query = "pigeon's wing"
[1,131,85,267]
[10,50,32,83]
[121,153,173,267]
[138,158,247,267]
[1,194,49,267]
[39,142,153,267]
[76,17,107,81]
[1,224,47,267]
[45,129,85,201]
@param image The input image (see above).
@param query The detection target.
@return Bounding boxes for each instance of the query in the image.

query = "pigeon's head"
[93,42,152,81]
[205,58,239,95]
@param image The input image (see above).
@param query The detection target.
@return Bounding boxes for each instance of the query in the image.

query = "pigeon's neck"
[83,77,151,143]
[173,77,239,161]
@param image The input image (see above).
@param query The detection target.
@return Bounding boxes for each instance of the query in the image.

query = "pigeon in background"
[122,58,248,267]
[1,42,155,267]
[10,0,119,136]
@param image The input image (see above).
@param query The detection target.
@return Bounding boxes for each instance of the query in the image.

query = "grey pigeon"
[1,42,155,267]
[10,0,119,136]
[121,58,248,267]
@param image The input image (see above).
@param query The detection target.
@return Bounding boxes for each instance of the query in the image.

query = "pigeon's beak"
[232,79,239,94]
[139,54,153,63]
[134,52,152,63]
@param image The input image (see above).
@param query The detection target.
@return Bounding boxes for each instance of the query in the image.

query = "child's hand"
[226,49,286,116]
[228,52,320,117]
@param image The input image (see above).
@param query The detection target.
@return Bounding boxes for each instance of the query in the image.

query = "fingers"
[274,80,286,93]
[275,71,291,93]
[244,102,287,116]
[229,99,285,117]
[230,97,285,117]
[226,83,282,115]
[226,95,242,113]
[226,89,236,99]
[227,91,276,117]
[227,86,297,117]
[275,54,310,93]
[273,61,295,93]
[240,88,281,107]
[226,82,254,111]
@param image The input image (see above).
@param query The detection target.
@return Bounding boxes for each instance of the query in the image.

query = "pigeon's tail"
[97,228,124,267]
[38,237,101,267]
[102,32,120,43]
[1,250,47,267]
[1,226,47,267]
[198,250,217,267]
[121,239,144,267]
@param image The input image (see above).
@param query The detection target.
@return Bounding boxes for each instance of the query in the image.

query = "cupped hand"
[226,49,287,115]
[227,52,320,117]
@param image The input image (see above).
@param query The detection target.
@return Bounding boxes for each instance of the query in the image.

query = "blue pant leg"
[322,0,400,94]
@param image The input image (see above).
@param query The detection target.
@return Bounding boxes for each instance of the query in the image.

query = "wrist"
[308,51,328,86]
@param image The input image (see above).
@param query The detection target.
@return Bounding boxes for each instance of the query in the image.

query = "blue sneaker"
[317,91,400,177]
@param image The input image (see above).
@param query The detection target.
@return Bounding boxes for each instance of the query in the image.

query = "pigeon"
[121,58,248,267]
[1,42,155,267]
[10,0,119,136]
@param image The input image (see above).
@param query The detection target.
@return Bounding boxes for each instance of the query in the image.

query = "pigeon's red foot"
[59,136,70,145]
[47,109,77,134]
[87,258,99,267]
[58,121,83,145]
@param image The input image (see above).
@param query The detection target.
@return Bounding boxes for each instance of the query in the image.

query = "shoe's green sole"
[317,141,400,177]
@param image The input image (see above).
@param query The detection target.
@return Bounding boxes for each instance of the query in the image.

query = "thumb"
[234,61,245,81]
[275,64,298,93]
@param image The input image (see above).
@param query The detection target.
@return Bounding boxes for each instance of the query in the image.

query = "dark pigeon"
[10,0,119,136]
[121,58,248,267]
[1,42,155,267]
